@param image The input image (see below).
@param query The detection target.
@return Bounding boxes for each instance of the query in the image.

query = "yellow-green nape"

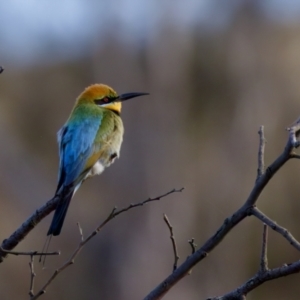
[77,83,122,114]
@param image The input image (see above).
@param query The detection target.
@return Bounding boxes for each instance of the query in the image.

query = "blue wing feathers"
[50,116,102,236]
[56,115,102,193]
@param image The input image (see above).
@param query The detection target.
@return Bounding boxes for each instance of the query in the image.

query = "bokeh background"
[1,0,300,299]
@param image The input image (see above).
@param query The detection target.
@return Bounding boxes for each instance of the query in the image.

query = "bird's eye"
[94,97,112,105]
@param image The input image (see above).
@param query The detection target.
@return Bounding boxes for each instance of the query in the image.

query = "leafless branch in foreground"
[29,188,183,300]
[144,121,300,300]
[0,66,4,74]
[163,214,179,271]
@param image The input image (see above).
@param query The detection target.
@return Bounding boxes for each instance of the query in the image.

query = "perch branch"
[0,196,60,262]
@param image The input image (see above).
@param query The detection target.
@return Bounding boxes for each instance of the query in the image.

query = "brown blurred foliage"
[1,3,300,300]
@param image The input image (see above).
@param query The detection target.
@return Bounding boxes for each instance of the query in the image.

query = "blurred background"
[1,0,300,299]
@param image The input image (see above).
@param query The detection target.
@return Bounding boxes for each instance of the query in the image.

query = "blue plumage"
[48,112,103,236]
[56,114,102,192]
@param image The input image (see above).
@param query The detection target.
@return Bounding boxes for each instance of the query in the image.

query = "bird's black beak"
[117,92,149,102]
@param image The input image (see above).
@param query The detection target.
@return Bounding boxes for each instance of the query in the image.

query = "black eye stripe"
[94,96,113,105]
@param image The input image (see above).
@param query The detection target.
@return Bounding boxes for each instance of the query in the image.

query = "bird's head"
[77,84,148,114]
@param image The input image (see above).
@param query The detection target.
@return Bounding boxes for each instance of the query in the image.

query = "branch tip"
[163,214,179,271]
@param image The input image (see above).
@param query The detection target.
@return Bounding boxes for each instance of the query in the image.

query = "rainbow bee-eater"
[47,84,148,237]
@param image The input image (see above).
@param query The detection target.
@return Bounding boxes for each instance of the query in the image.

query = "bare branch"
[208,224,300,299]
[0,66,4,74]
[0,188,183,264]
[209,260,300,300]
[144,124,300,300]
[112,188,184,218]
[257,125,265,180]
[188,238,197,255]
[30,188,183,299]
[260,224,268,273]
[251,207,300,251]
[0,196,59,262]
[29,255,36,297]
[163,214,179,271]
[0,247,59,256]
[290,153,300,159]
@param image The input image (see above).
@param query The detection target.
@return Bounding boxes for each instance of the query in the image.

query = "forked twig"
[251,207,300,252]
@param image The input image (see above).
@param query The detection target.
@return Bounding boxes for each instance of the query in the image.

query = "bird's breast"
[90,114,124,177]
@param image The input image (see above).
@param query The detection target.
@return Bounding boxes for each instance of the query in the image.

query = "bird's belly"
[90,161,105,176]
[86,149,119,179]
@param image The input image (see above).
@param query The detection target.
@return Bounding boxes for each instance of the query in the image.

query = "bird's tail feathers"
[47,188,74,236]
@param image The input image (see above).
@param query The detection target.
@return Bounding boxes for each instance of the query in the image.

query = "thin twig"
[188,238,197,255]
[260,224,268,273]
[29,255,36,297]
[187,238,197,275]
[0,247,59,256]
[163,214,179,271]
[290,153,300,159]
[30,188,183,300]
[257,126,265,180]
[251,207,300,251]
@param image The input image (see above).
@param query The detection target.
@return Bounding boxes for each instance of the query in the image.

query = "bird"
[47,83,148,237]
